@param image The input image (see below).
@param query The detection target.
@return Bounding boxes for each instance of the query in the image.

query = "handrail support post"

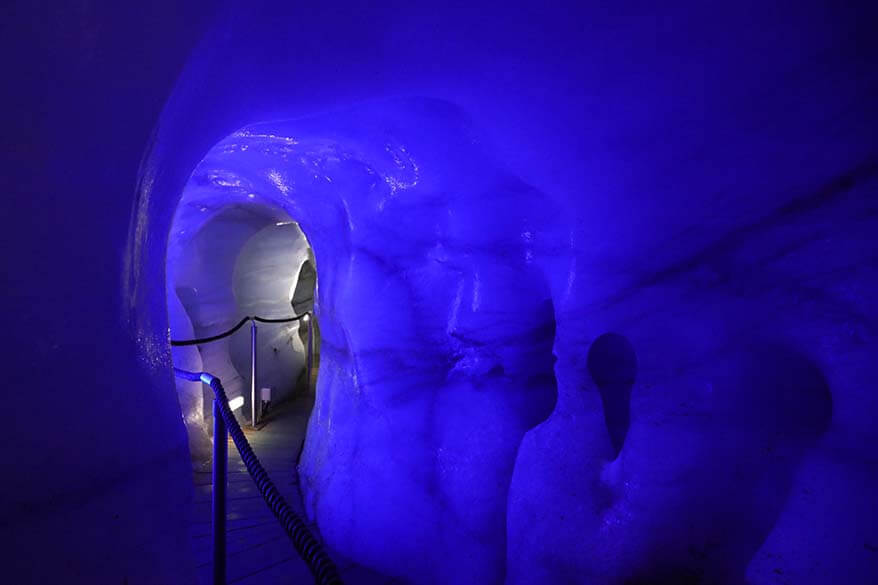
[306,312,313,392]
[250,319,258,428]
[212,399,227,585]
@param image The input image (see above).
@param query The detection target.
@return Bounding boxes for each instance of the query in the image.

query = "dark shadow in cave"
[627,342,832,585]
[587,332,637,459]
[519,298,560,430]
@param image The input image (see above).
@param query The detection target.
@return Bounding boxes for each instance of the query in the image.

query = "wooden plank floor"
[189,395,400,584]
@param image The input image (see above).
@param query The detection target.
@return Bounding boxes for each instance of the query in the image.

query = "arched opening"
[164,138,328,578]
[166,182,320,466]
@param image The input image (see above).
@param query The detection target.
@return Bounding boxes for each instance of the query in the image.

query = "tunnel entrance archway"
[166,189,320,464]
[162,137,331,574]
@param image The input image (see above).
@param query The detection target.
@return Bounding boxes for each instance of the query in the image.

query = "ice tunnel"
[167,185,318,460]
[163,100,562,582]
[4,1,878,584]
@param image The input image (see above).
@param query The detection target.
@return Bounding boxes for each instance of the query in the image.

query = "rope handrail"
[174,367,342,585]
[171,312,309,346]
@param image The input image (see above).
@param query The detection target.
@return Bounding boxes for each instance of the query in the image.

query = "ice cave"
[3,1,877,584]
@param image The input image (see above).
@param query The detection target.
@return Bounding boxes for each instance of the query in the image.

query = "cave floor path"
[189,392,396,585]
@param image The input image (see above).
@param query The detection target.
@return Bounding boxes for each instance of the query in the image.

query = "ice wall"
[2,2,212,583]
[168,289,211,463]
[506,184,875,584]
[229,221,313,403]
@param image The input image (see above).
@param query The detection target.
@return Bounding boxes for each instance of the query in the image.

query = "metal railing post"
[306,313,313,392]
[172,368,343,585]
[212,399,227,585]
[250,319,258,428]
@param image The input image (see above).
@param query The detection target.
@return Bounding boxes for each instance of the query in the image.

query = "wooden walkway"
[189,394,397,585]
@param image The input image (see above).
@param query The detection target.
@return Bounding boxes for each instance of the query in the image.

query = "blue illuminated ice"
[163,95,845,585]
[169,98,562,583]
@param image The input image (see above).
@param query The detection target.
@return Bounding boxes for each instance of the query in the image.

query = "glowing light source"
[228,396,244,411]
[302,313,310,323]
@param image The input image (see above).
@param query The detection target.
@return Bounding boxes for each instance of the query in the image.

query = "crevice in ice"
[587,332,637,459]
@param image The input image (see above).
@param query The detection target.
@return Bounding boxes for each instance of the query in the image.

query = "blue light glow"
[8,1,876,583]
